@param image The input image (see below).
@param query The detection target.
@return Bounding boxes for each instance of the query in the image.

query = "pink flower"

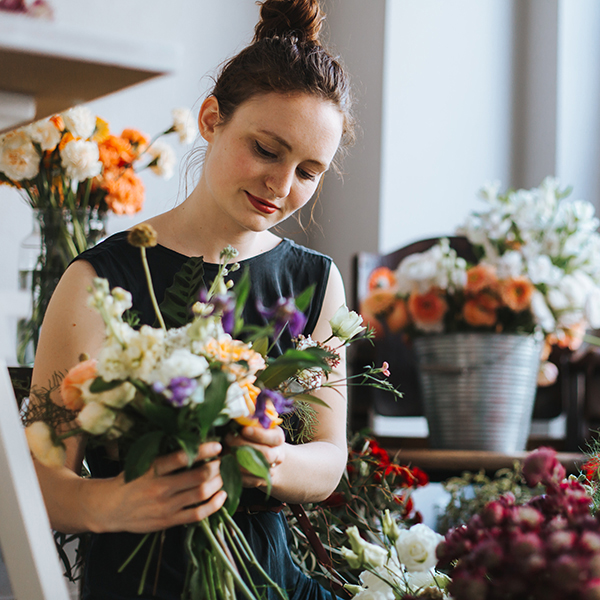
[522,446,566,487]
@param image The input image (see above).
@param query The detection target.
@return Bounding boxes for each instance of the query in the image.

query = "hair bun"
[253,0,324,43]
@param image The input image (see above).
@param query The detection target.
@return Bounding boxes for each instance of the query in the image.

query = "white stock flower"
[81,380,136,408]
[395,524,443,572]
[146,140,176,179]
[395,252,439,295]
[495,250,524,279]
[585,288,600,329]
[531,290,556,333]
[25,422,66,468]
[0,130,39,180]
[171,107,196,144]
[27,119,62,151]
[60,139,102,181]
[62,106,96,139]
[330,305,366,342]
[77,401,116,435]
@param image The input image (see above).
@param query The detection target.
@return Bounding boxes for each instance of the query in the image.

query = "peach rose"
[61,358,98,411]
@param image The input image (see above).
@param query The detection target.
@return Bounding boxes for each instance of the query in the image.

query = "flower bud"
[382,509,401,543]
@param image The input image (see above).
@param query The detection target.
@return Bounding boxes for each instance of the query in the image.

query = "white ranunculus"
[146,140,176,179]
[149,349,210,387]
[171,107,196,144]
[62,106,96,139]
[0,130,39,180]
[27,119,62,151]
[395,523,443,572]
[82,380,136,408]
[60,139,102,181]
[223,382,251,419]
[25,421,66,468]
[329,305,366,343]
[77,402,116,435]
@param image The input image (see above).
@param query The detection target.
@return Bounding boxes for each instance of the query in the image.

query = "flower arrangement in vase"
[0,105,196,363]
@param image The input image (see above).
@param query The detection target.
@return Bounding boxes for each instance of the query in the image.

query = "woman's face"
[199,92,344,233]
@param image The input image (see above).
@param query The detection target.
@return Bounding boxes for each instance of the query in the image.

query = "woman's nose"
[266,165,294,199]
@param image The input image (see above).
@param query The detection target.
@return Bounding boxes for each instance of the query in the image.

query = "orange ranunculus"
[98,134,136,169]
[499,276,534,311]
[462,292,499,327]
[360,289,397,317]
[60,358,98,411]
[102,167,145,215]
[368,266,397,291]
[92,117,110,144]
[408,290,448,331]
[386,298,409,333]
[466,264,497,294]
[121,128,149,150]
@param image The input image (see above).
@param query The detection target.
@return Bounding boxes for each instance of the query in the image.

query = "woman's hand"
[93,442,227,534]
[225,426,286,489]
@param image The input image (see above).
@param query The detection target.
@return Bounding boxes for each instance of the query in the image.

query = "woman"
[31,0,355,598]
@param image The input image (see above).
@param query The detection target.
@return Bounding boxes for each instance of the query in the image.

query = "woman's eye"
[297,168,316,182]
[254,141,277,159]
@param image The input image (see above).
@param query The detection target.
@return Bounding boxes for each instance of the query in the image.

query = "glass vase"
[16,208,107,365]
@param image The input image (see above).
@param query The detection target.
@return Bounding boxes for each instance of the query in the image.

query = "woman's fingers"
[153,442,222,478]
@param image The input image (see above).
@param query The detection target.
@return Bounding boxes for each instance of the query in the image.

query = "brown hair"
[210,0,355,171]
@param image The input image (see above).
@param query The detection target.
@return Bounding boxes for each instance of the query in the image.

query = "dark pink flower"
[522,446,566,488]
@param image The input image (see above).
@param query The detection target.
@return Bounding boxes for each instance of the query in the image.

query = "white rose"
[60,139,102,181]
[329,305,366,343]
[146,140,176,179]
[62,106,96,139]
[27,119,62,151]
[171,107,196,144]
[77,402,116,435]
[0,130,39,180]
[24,421,66,468]
[395,524,443,572]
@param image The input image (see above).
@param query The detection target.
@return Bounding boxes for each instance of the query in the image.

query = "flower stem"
[118,533,151,573]
[140,246,166,330]
[138,531,159,595]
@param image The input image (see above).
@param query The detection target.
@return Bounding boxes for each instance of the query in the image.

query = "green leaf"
[294,284,315,313]
[252,336,269,357]
[176,431,200,467]
[89,377,124,393]
[220,453,242,515]
[142,396,178,433]
[194,370,229,440]
[157,256,205,328]
[236,446,272,496]
[123,431,164,482]
[257,347,334,389]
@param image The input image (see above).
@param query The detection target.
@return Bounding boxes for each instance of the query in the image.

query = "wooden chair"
[348,236,576,452]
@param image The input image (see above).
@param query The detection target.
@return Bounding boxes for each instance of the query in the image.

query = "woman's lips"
[246,192,278,215]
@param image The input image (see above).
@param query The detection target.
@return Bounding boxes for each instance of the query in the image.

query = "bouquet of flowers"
[23,224,399,599]
[437,447,600,599]
[339,517,450,599]
[0,104,195,363]
[359,178,600,384]
[288,434,429,588]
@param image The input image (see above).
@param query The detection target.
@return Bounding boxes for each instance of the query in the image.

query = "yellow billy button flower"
[329,305,366,343]
[127,223,158,248]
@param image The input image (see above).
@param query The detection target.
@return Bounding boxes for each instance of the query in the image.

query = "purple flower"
[198,289,236,334]
[254,389,294,429]
[154,377,197,407]
[258,297,307,338]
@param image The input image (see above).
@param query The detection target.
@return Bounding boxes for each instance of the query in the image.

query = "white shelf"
[0,12,183,132]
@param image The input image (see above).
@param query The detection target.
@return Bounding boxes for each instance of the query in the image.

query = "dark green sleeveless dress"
[74,232,339,600]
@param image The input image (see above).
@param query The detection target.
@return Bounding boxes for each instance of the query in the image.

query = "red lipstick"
[246,192,278,215]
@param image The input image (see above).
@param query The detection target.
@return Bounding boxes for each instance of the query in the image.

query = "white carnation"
[146,140,176,179]
[60,139,102,181]
[0,130,39,180]
[171,107,196,144]
[395,524,443,572]
[27,119,62,151]
[62,106,96,139]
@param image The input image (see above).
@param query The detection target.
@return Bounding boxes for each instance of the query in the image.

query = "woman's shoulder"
[267,237,333,270]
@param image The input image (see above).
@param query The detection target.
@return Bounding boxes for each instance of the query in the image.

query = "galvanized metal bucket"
[413,333,543,452]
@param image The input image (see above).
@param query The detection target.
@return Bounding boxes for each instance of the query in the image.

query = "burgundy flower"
[522,446,566,488]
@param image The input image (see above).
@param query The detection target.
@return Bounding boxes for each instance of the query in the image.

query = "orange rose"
[102,167,145,215]
[462,292,499,327]
[499,276,534,312]
[60,358,98,411]
[466,264,497,294]
[407,291,448,331]
[368,266,397,291]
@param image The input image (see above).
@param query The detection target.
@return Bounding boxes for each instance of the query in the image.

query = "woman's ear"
[198,96,221,142]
